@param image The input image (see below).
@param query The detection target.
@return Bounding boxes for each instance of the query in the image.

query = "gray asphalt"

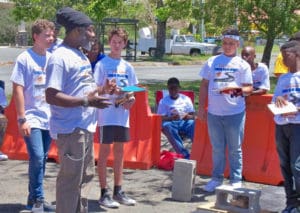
[0,46,285,213]
[0,158,285,213]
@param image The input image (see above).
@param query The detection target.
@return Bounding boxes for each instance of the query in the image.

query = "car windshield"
[185,36,195,42]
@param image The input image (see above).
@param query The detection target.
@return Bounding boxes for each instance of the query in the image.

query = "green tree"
[238,0,300,67]
[204,0,300,67]
[0,8,18,45]
[10,0,147,38]
[11,0,126,22]
[153,0,194,58]
[11,0,70,21]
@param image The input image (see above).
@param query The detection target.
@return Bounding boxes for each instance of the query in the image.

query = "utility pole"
[235,0,238,28]
[200,0,205,41]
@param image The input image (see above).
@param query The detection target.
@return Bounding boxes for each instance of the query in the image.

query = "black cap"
[280,40,300,51]
[56,7,93,32]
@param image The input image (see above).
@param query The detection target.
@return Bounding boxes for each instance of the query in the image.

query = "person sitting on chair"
[157,77,195,159]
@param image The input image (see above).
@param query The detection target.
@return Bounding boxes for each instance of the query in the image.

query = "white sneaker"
[0,151,8,161]
[230,181,242,188]
[32,200,44,213]
[99,193,120,208]
[203,180,222,192]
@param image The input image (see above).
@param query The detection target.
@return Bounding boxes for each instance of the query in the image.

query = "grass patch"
[140,54,211,65]
[138,44,280,65]
[253,45,280,54]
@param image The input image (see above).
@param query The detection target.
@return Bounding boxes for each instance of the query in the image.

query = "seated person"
[157,77,195,159]
[0,82,8,161]
[241,46,270,95]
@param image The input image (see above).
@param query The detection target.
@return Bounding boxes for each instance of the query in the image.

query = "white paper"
[267,102,298,115]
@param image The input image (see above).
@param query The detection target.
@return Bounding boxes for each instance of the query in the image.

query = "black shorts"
[99,125,130,144]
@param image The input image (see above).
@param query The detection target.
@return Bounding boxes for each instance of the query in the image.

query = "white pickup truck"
[137,34,217,56]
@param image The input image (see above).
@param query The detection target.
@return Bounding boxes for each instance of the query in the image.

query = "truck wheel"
[149,48,156,57]
[190,49,200,56]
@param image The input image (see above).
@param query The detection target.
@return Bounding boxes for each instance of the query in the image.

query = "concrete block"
[172,159,196,201]
[215,185,261,213]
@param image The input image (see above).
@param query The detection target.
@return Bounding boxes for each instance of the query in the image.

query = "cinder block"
[172,159,196,201]
[215,185,261,213]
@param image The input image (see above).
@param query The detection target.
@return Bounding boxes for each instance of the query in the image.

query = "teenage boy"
[94,28,138,209]
[272,40,300,213]
[10,19,56,212]
[198,27,253,192]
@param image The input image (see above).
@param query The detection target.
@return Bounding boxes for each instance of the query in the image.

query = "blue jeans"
[207,111,245,183]
[276,124,300,207]
[24,128,52,204]
[162,119,194,158]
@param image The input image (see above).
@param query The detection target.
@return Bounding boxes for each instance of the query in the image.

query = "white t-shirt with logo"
[94,56,138,127]
[199,54,253,116]
[272,71,300,125]
[157,94,194,118]
[46,45,97,139]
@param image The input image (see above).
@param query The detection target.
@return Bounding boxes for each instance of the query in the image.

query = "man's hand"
[181,113,194,120]
[275,96,297,118]
[275,96,287,107]
[86,90,112,109]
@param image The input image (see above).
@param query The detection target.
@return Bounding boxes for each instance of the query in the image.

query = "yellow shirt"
[274,53,288,76]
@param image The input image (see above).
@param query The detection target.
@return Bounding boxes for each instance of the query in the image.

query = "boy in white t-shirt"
[272,40,300,213]
[198,27,253,192]
[94,28,138,209]
[157,77,195,159]
[10,19,56,211]
[241,46,270,95]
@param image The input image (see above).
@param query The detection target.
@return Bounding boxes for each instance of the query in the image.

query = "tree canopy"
[204,0,300,66]
[6,0,300,65]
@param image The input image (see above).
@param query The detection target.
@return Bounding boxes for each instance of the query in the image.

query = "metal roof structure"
[99,18,139,61]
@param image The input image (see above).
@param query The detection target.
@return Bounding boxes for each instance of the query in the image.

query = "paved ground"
[0,137,286,213]
[0,128,287,213]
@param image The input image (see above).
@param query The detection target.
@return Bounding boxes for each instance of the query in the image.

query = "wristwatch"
[82,96,89,107]
[17,117,26,125]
